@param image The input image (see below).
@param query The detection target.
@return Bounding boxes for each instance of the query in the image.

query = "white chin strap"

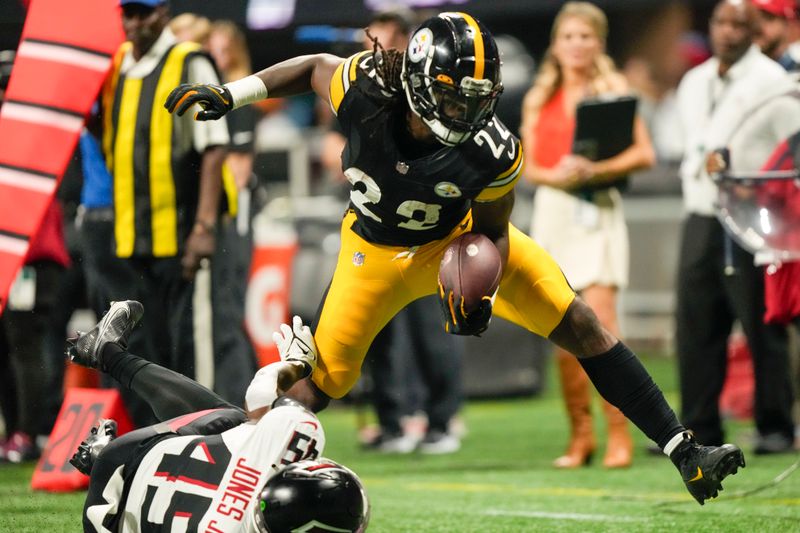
[403,81,471,146]
[423,116,471,146]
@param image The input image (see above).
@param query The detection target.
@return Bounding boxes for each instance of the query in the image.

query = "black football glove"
[164,83,232,121]
[437,280,494,336]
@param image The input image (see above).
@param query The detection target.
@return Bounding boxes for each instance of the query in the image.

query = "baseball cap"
[751,0,797,19]
[119,0,166,7]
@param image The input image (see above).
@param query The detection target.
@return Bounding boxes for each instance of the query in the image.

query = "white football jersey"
[118,405,324,532]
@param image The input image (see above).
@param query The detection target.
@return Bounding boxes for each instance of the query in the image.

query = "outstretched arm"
[165,54,344,120]
[253,53,343,100]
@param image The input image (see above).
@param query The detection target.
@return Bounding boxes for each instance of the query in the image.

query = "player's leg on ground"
[102,343,239,422]
[68,300,239,422]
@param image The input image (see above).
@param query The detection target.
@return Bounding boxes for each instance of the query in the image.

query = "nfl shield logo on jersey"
[435,182,462,198]
[352,252,365,266]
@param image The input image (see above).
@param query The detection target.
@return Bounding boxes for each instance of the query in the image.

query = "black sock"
[102,343,151,390]
[102,344,236,421]
[578,341,684,449]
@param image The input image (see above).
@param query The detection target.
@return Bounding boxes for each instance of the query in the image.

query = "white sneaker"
[418,430,461,455]
[364,432,419,454]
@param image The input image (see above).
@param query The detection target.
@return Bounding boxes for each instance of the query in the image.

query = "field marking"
[366,478,684,501]
[483,509,645,522]
[364,478,800,506]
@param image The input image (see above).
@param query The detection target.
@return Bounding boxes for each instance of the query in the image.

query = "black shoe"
[69,419,117,475]
[66,300,144,370]
[754,432,795,455]
[670,431,745,505]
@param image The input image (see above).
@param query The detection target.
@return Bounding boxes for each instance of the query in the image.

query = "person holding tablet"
[521,1,655,469]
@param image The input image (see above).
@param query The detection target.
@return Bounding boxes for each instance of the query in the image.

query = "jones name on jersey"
[87,405,324,532]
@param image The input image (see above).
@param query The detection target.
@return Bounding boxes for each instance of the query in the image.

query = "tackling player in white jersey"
[67,301,369,533]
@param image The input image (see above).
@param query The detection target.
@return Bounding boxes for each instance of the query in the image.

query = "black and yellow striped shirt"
[102,33,229,258]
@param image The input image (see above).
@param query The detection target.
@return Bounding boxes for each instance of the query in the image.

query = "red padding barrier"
[31,388,133,492]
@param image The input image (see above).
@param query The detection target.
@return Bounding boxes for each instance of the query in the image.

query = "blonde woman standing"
[521,2,655,468]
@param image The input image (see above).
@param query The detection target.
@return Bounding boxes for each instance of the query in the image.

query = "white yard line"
[482,509,645,522]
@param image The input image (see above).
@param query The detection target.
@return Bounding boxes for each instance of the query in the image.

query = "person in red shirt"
[520,1,655,469]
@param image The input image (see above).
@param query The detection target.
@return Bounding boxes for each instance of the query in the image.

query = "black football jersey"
[329,52,523,247]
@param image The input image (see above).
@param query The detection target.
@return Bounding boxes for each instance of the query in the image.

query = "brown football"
[438,232,502,313]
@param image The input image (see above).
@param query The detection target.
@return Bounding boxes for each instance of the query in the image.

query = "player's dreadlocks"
[367,28,404,93]
[361,28,406,123]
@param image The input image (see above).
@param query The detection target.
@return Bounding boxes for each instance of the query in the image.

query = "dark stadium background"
[2,0,720,69]
[0,0,723,399]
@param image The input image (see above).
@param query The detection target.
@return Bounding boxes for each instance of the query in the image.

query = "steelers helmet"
[402,12,503,146]
[255,459,370,532]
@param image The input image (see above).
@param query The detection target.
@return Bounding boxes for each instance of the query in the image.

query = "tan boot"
[602,400,633,468]
[553,351,596,468]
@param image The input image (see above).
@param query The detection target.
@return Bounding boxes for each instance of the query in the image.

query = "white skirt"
[530,185,629,292]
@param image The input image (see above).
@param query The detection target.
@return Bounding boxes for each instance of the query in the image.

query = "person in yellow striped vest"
[101,0,229,426]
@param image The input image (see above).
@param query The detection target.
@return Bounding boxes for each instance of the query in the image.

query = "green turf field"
[0,355,798,532]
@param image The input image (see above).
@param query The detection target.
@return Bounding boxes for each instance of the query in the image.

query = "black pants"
[79,209,136,318]
[367,295,463,434]
[211,215,257,407]
[676,214,795,444]
[42,215,87,435]
[0,261,63,437]
[103,255,209,428]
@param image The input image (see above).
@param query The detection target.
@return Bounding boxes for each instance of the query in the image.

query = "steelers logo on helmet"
[402,12,503,146]
[408,28,433,63]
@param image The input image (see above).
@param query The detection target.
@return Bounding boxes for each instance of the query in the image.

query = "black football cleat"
[670,431,746,505]
[66,300,144,370]
[69,419,118,475]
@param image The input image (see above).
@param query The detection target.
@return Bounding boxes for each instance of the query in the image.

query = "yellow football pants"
[311,210,576,398]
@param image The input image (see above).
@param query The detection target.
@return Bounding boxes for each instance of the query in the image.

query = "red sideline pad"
[246,241,298,367]
[719,334,754,421]
[31,388,133,492]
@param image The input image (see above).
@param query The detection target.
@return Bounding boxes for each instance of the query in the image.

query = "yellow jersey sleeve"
[329,51,370,116]
[474,141,524,202]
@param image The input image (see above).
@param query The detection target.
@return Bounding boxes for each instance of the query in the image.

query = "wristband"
[225,75,268,109]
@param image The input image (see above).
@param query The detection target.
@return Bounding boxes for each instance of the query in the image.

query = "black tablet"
[572,95,637,161]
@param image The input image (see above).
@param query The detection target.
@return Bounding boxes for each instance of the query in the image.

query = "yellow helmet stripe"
[459,12,484,80]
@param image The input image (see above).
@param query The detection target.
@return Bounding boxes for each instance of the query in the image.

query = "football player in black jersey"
[166,12,745,505]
